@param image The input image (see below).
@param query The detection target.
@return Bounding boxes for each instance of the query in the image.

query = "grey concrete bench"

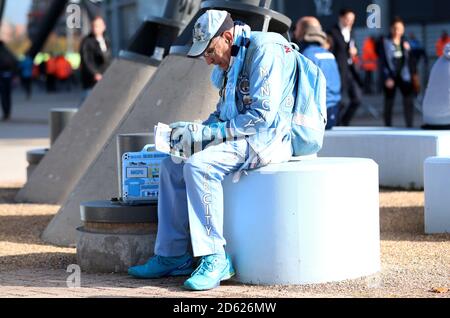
[424,157,450,234]
[320,129,450,189]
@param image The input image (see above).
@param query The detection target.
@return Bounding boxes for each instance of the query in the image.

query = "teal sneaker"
[128,253,194,279]
[183,254,235,291]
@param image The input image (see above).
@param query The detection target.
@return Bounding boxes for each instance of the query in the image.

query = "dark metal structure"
[170,0,291,55]
[119,0,201,64]
[83,0,103,20]
[0,0,6,24]
[26,0,70,59]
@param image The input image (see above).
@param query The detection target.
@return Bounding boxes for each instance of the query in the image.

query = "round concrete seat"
[223,158,380,285]
[424,157,450,234]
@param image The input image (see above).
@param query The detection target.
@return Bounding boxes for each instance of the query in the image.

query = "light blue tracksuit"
[155,32,298,257]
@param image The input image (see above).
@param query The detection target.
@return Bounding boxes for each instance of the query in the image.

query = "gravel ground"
[0,185,448,298]
[0,186,75,272]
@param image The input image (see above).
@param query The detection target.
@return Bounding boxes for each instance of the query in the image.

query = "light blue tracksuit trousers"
[155,139,251,258]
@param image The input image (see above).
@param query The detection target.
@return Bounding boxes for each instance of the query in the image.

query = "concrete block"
[331,127,403,131]
[223,158,380,285]
[77,227,156,273]
[16,58,157,204]
[320,130,450,189]
[26,148,48,180]
[76,200,158,273]
[42,55,218,247]
[424,157,450,234]
[49,108,78,145]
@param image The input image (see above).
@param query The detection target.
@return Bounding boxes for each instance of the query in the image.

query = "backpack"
[289,48,327,156]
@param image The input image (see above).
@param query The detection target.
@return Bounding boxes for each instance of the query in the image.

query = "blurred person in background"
[37,58,47,90]
[408,33,428,66]
[79,16,111,96]
[328,8,363,126]
[378,17,417,128]
[46,53,57,93]
[408,33,428,100]
[294,16,341,129]
[19,55,33,100]
[361,36,378,95]
[0,40,18,121]
[55,54,73,92]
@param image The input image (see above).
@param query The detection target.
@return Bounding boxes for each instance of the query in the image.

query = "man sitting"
[128,10,324,291]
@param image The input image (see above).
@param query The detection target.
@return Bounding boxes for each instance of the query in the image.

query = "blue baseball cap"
[187,10,234,58]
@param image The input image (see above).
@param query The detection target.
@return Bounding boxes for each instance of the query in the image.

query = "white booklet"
[154,122,187,159]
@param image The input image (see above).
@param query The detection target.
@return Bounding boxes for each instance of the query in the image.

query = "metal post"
[27,0,70,60]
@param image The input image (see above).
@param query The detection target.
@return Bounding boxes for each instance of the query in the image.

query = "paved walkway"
[0,90,82,185]
[1,229,449,298]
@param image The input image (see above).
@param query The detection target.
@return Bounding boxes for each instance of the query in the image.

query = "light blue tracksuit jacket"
[204,31,298,167]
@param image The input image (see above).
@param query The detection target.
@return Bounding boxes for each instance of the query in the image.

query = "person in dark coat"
[0,41,18,121]
[378,17,417,128]
[328,8,363,126]
[79,16,111,92]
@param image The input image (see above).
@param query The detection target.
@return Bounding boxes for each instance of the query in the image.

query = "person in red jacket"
[55,55,73,91]
[361,36,378,94]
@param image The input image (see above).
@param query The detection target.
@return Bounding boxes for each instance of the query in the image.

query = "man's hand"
[169,121,189,146]
[169,122,226,156]
[385,78,395,89]
[94,73,103,81]
[169,122,204,155]
[169,122,189,145]
[349,46,358,57]
[403,41,411,51]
